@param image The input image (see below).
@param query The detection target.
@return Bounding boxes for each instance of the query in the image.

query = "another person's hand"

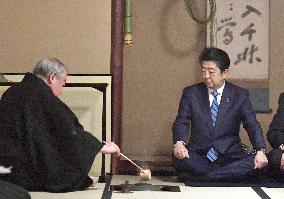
[280,153,284,171]
[254,151,268,169]
[100,142,120,156]
[173,141,189,159]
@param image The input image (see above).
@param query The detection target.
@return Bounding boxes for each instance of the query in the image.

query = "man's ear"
[48,72,57,84]
[222,69,229,79]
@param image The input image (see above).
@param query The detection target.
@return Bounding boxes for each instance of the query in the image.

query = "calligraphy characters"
[217,4,263,65]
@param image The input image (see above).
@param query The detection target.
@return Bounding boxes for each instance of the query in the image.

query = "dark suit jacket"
[173,82,265,157]
[267,93,284,148]
[267,93,284,165]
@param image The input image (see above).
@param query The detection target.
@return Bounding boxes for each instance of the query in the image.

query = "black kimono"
[0,180,31,199]
[267,93,284,180]
[0,73,103,192]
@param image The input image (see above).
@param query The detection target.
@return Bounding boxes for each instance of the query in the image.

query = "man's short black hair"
[199,47,230,72]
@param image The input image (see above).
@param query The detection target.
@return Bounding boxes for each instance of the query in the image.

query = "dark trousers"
[0,180,31,199]
[267,149,284,181]
[173,149,255,179]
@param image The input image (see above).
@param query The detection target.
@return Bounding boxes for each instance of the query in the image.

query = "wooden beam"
[111,0,124,174]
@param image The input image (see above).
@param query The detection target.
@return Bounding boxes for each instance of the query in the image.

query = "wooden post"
[111,0,124,174]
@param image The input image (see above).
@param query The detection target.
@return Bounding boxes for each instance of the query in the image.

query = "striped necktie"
[207,91,219,162]
[210,91,219,127]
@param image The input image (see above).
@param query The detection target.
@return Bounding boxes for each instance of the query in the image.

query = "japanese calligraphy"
[241,5,262,18]
[234,44,261,65]
[217,17,236,45]
[213,0,269,80]
[240,23,256,42]
[234,4,262,65]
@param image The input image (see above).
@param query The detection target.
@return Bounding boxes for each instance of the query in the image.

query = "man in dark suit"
[266,93,284,181]
[172,47,268,180]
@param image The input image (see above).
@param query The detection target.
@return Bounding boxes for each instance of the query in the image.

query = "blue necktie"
[210,91,219,127]
[207,91,219,162]
[207,147,218,162]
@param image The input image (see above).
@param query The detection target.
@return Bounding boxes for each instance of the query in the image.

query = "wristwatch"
[256,148,266,154]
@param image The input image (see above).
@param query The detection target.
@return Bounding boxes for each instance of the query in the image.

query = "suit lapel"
[215,83,233,127]
[198,83,214,132]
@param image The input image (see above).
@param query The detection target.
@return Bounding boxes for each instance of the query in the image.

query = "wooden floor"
[30,175,284,199]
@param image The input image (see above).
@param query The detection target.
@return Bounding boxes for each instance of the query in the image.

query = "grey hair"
[33,58,67,80]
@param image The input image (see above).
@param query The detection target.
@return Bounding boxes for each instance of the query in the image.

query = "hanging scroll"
[207,0,270,112]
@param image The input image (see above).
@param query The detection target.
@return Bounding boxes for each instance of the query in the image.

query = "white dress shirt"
[208,81,225,107]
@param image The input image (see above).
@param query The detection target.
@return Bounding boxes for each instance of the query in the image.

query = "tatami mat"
[262,187,284,199]
[30,183,105,199]
[28,175,284,199]
[110,175,262,199]
[111,174,183,186]
[111,187,262,199]
[180,187,262,199]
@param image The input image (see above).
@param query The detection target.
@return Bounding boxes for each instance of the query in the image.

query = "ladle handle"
[102,141,144,171]
[119,153,144,171]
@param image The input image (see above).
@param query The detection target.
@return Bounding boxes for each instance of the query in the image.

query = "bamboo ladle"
[119,153,151,181]
[103,141,151,180]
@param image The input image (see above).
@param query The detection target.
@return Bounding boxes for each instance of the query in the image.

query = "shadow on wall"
[159,0,205,58]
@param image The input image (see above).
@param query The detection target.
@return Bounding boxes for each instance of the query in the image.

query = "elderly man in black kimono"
[0,58,120,192]
[267,93,284,181]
